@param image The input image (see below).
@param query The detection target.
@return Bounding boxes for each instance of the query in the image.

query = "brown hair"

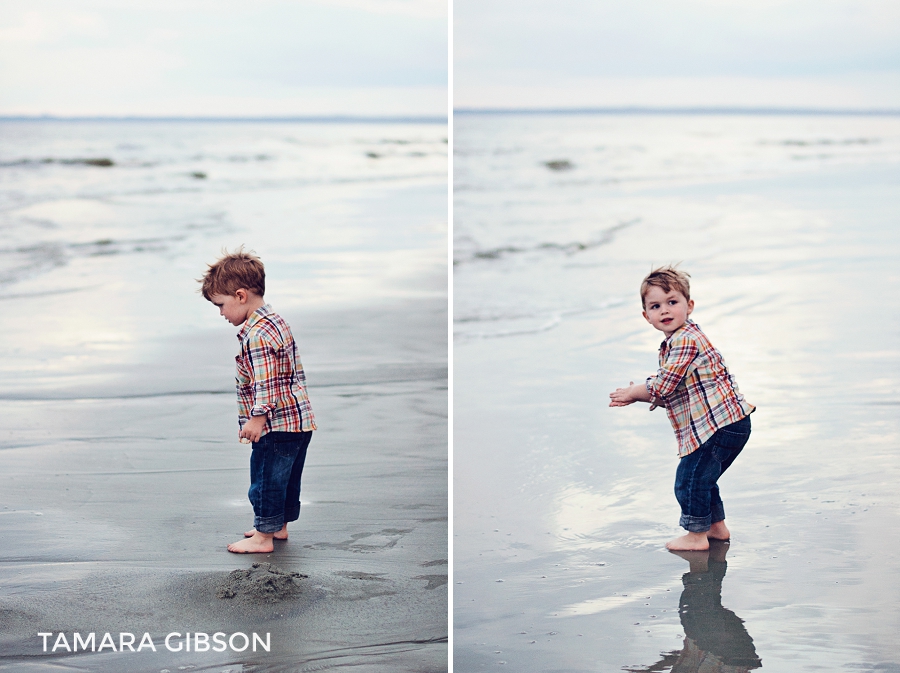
[199,246,265,300]
[640,265,691,307]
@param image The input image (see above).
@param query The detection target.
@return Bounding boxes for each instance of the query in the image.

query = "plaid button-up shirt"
[645,320,753,457]
[235,305,316,435]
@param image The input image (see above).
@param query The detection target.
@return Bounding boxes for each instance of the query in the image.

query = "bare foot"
[666,531,709,551]
[227,531,275,554]
[708,520,730,541]
[245,524,288,540]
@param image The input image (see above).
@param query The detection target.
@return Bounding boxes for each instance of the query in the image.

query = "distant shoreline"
[0,115,447,124]
[454,106,900,116]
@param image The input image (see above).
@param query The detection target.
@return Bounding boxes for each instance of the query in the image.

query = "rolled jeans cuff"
[711,502,726,524]
[679,513,712,533]
[254,514,285,534]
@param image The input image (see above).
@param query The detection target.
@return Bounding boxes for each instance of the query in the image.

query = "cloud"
[455,0,900,108]
[0,0,447,116]
[455,73,900,110]
[0,9,108,44]
[309,0,447,20]
[0,86,447,117]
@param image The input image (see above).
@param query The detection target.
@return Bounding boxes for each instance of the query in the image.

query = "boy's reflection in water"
[625,541,762,673]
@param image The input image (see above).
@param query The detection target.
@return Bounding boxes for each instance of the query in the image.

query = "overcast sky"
[0,0,447,117]
[455,0,900,110]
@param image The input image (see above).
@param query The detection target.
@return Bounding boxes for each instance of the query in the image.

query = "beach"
[0,119,448,671]
[454,113,900,671]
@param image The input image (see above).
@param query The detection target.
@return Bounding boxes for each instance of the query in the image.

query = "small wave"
[0,236,186,285]
[763,138,879,147]
[0,170,447,211]
[68,237,180,255]
[226,153,272,162]
[544,159,574,171]
[0,157,114,168]
[455,298,628,340]
[0,285,98,301]
[455,218,639,265]
[454,310,540,324]
[455,314,562,340]
[0,389,231,401]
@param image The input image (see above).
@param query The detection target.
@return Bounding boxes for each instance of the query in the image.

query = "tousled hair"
[199,246,265,300]
[640,265,691,308]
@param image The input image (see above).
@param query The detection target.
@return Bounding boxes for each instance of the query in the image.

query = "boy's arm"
[646,336,699,400]
[609,381,654,407]
[241,327,282,441]
[609,334,698,409]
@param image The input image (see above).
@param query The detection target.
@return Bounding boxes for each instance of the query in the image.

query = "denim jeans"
[248,430,312,533]
[674,416,751,532]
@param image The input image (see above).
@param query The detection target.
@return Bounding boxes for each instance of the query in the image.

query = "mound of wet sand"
[216,562,308,603]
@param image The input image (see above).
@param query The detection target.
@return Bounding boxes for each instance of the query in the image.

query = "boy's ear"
[686,299,695,315]
[642,309,650,323]
[234,288,248,303]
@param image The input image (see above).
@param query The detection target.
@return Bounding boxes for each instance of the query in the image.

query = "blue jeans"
[248,431,312,533]
[674,416,751,533]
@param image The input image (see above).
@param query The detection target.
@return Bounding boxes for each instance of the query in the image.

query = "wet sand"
[454,154,900,671]
[0,298,447,671]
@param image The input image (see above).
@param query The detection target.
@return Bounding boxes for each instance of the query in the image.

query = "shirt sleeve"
[646,333,699,400]
[245,328,282,417]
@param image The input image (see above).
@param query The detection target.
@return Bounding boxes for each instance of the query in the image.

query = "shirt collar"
[236,303,273,341]
[660,318,695,349]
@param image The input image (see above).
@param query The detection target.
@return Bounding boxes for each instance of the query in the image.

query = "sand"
[0,298,447,672]
[215,562,308,601]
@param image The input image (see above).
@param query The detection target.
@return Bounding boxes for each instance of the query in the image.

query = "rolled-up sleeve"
[646,335,699,401]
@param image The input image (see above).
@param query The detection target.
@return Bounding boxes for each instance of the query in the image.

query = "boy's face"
[209,290,254,326]
[642,285,694,337]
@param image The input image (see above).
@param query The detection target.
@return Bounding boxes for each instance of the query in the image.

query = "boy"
[609,266,754,551]
[200,248,316,554]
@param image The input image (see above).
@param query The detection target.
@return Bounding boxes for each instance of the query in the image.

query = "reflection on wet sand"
[626,542,761,673]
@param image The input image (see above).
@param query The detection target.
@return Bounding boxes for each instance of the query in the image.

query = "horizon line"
[0,114,448,124]
[454,106,900,116]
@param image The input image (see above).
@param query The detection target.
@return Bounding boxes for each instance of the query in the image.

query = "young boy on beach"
[199,248,316,554]
[609,266,754,551]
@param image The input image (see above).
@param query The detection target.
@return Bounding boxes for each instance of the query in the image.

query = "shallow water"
[0,120,448,670]
[454,113,900,672]
[0,120,447,394]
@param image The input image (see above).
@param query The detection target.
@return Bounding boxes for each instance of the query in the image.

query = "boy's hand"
[609,381,656,408]
[240,415,267,443]
[609,381,637,407]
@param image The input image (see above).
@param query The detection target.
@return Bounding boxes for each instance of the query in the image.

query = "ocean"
[454,112,900,672]
[0,119,448,397]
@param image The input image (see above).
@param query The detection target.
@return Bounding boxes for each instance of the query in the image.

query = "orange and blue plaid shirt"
[646,320,753,458]
[236,305,316,435]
